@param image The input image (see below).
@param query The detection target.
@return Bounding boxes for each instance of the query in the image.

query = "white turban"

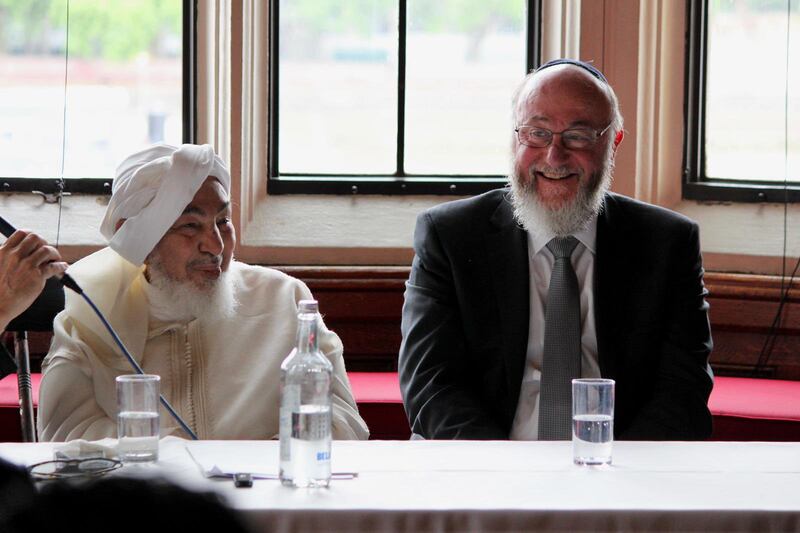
[100,144,231,267]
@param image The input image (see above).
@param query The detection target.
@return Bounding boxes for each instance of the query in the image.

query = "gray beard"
[146,259,239,324]
[509,156,614,238]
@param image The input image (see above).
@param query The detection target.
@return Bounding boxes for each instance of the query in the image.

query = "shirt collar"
[528,215,598,257]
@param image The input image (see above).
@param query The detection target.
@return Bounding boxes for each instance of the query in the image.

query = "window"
[269,0,541,195]
[0,0,194,195]
[684,0,799,202]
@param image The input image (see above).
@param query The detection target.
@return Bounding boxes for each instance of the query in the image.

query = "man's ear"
[142,252,153,281]
[613,130,624,152]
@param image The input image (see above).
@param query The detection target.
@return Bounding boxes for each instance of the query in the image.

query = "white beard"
[145,258,239,324]
[509,146,614,237]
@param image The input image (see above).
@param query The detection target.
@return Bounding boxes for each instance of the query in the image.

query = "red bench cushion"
[348,372,410,440]
[708,376,800,441]
[2,373,798,442]
[0,372,413,442]
[0,373,41,442]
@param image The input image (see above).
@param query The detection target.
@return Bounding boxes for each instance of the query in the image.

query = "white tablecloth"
[2,439,799,532]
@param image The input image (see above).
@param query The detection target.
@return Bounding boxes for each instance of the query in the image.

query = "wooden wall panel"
[291,269,800,380]
[705,272,800,379]
[284,267,407,372]
[8,269,800,380]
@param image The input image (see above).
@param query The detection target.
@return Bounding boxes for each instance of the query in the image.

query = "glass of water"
[572,378,615,465]
[116,374,160,463]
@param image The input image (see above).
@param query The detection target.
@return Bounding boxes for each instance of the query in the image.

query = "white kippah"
[99,143,231,267]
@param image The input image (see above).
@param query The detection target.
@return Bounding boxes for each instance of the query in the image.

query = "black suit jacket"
[399,189,713,440]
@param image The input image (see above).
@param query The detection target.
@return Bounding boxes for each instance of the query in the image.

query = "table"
[1,439,799,532]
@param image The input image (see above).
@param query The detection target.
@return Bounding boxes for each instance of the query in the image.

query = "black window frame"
[683,0,800,203]
[268,0,542,196]
[0,0,197,197]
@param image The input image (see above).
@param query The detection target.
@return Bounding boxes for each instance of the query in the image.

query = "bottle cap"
[298,300,319,314]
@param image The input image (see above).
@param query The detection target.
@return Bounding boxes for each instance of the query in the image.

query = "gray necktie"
[539,236,581,440]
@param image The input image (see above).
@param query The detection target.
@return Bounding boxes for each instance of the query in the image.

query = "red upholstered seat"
[0,373,41,442]
[0,372,412,442]
[348,373,800,441]
[348,372,403,403]
[2,372,798,442]
[708,376,800,441]
[347,372,410,440]
[349,373,800,441]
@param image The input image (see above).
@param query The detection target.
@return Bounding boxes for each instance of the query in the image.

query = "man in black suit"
[399,59,713,441]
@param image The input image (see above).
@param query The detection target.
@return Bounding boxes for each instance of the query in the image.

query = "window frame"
[0,0,197,197]
[683,0,800,203]
[268,0,542,196]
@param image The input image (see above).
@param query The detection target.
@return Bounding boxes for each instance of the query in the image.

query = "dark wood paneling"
[705,273,800,379]
[282,267,407,372]
[286,269,800,380]
[10,269,800,380]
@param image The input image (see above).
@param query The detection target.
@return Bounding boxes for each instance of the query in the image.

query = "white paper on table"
[184,441,358,480]
[186,441,278,479]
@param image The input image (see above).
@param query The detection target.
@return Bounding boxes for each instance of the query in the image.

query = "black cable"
[753,256,800,375]
[79,292,199,440]
[55,0,70,248]
[752,0,796,377]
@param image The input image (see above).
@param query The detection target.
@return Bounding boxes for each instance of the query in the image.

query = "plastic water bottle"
[279,300,333,488]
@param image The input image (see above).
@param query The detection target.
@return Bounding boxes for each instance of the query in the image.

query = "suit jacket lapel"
[485,193,529,422]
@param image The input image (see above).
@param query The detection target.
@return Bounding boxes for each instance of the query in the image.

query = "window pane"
[705,0,799,182]
[278,0,398,175]
[405,0,526,175]
[0,1,183,180]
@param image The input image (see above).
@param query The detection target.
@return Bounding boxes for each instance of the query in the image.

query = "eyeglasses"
[28,458,122,480]
[515,123,613,150]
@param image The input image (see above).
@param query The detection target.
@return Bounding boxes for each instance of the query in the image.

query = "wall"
[13,268,800,381]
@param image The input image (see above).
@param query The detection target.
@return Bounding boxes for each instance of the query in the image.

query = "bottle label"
[291,406,331,441]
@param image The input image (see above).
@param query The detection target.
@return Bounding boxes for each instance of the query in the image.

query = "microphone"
[0,215,198,440]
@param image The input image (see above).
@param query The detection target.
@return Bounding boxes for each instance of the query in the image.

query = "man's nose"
[544,135,570,166]
[199,224,224,256]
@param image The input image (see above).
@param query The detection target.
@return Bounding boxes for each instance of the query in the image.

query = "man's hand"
[0,230,68,331]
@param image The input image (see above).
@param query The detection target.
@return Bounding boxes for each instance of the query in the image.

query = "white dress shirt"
[509,219,602,440]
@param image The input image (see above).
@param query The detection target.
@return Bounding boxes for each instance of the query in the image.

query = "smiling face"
[514,67,615,209]
[510,66,622,236]
[144,177,235,291]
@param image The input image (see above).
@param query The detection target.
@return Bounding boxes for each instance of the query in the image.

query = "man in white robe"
[38,144,369,441]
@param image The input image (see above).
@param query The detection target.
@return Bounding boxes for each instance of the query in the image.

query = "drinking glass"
[116,374,160,463]
[572,378,615,465]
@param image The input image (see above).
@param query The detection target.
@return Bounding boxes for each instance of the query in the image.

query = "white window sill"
[675,200,800,275]
[236,193,458,265]
[0,193,107,263]
[0,191,454,266]
[4,192,797,273]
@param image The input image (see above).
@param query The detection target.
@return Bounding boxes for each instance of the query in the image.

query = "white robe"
[38,247,369,442]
